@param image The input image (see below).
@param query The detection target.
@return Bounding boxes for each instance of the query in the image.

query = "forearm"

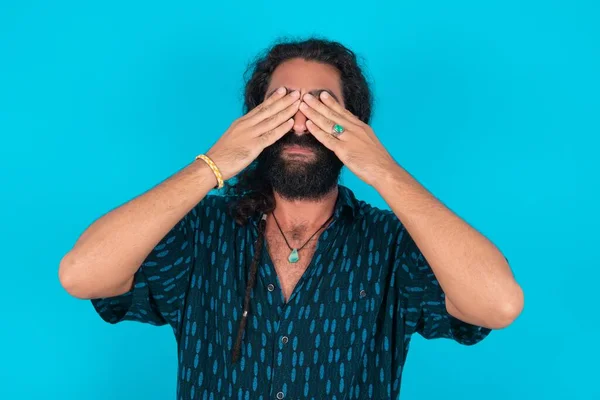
[376,163,523,329]
[59,160,216,299]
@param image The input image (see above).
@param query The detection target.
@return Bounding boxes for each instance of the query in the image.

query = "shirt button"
[276,392,285,399]
[281,336,289,344]
[267,284,275,292]
[360,289,367,298]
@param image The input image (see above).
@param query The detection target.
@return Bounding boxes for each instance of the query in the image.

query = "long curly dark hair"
[226,37,373,363]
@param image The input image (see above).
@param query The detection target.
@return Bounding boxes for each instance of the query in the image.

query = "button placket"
[271,294,295,399]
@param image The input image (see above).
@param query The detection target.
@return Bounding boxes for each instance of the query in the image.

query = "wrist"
[195,154,224,189]
[191,158,220,189]
[372,161,402,190]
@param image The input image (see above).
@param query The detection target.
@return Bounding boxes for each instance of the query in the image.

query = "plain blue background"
[1,1,598,399]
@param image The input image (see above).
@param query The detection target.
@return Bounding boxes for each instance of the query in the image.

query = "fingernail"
[277,87,286,94]
[321,91,330,99]
[291,90,300,98]
[304,93,314,101]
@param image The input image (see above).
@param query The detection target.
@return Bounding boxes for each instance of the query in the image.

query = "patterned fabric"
[91,185,491,399]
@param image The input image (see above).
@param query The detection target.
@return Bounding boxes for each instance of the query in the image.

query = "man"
[59,38,523,399]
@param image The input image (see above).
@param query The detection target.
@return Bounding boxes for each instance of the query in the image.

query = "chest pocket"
[305,280,382,350]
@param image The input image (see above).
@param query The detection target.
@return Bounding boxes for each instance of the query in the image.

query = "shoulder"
[345,189,414,257]
[351,195,404,237]
[191,194,237,221]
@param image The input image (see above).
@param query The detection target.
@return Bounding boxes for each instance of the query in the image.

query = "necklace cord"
[272,212,334,252]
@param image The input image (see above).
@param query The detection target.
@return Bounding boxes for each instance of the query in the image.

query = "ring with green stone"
[332,123,345,135]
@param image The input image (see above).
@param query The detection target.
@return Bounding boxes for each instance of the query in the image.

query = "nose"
[291,89,310,134]
[292,107,309,134]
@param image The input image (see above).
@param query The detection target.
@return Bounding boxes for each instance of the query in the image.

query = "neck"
[271,186,339,230]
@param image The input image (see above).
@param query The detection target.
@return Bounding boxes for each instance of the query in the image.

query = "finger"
[252,99,301,136]
[302,93,354,130]
[245,89,301,126]
[306,120,340,152]
[318,91,364,125]
[300,100,348,139]
[241,86,287,121]
[259,118,294,148]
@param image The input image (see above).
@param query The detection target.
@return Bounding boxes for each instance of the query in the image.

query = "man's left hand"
[300,91,397,187]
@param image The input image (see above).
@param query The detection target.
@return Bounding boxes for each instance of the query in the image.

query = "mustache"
[271,131,324,150]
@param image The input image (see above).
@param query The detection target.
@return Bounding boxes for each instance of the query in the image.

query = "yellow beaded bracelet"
[195,154,224,189]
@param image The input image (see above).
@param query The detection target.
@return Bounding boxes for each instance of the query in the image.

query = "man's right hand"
[205,87,300,181]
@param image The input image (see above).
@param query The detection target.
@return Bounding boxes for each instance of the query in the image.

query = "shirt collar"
[334,184,358,219]
[245,184,360,228]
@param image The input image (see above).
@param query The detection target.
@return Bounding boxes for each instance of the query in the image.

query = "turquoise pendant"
[288,248,300,263]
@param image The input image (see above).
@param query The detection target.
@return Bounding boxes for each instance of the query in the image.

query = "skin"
[263,58,524,329]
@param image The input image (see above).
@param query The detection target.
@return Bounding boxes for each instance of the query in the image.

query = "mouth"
[283,145,314,155]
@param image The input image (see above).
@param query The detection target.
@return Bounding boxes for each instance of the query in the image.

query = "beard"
[255,131,344,200]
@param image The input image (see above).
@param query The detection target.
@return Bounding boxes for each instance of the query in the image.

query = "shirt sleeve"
[90,202,200,338]
[398,226,492,345]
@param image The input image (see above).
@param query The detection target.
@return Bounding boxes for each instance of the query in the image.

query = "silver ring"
[332,123,345,136]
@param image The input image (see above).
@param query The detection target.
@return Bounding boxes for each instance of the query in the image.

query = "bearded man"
[59,38,523,399]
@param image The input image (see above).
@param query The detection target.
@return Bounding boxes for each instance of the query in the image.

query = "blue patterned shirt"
[91,185,491,399]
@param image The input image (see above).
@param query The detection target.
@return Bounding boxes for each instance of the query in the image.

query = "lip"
[283,145,314,154]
